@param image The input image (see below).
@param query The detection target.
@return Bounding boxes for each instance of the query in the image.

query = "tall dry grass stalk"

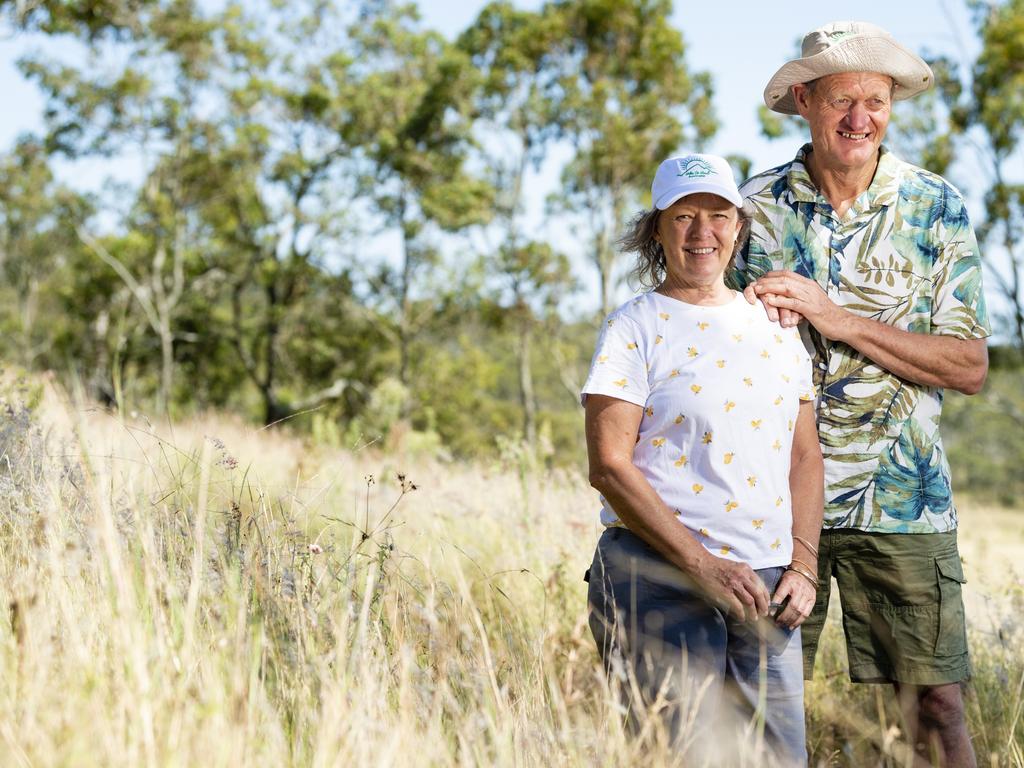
[0,376,1021,766]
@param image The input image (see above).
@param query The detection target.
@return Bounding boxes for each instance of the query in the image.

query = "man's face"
[792,72,893,174]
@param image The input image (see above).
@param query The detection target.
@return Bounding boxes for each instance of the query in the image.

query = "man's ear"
[791,83,813,118]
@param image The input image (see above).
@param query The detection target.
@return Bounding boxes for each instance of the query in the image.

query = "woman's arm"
[585,394,770,622]
[772,400,825,628]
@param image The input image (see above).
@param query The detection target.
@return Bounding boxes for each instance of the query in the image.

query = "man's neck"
[804,149,879,218]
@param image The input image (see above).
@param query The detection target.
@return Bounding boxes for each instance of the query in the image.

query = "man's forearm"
[833,313,988,394]
[751,272,989,393]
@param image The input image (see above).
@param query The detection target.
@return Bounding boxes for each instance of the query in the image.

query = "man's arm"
[752,271,989,394]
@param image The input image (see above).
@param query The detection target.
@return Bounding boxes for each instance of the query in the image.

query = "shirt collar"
[786,143,902,211]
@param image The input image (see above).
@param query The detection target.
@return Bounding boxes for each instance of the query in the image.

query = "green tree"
[16,0,386,421]
[346,1,493,393]
[950,0,1024,349]
[460,1,574,452]
[0,0,152,38]
[0,139,93,368]
[550,0,717,318]
[17,0,227,410]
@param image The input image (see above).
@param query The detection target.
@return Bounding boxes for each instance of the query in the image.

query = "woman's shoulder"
[603,293,661,328]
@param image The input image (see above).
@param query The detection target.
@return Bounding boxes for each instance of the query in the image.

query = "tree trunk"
[159,316,173,413]
[263,281,280,425]
[399,221,412,388]
[517,311,536,451]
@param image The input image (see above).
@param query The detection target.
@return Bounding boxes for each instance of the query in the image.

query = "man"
[736,21,990,767]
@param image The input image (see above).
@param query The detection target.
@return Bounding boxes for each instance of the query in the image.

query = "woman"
[582,152,823,765]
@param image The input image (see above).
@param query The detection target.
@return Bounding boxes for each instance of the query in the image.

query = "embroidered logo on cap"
[676,157,715,178]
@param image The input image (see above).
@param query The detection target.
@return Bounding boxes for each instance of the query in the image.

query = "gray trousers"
[587,527,806,766]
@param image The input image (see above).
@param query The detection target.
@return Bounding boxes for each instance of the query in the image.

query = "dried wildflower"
[217,455,238,470]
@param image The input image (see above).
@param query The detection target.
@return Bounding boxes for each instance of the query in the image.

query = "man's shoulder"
[887,153,967,203]
[739,159,795,200]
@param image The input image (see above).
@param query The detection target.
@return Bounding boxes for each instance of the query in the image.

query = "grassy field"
[1,377,1022,767]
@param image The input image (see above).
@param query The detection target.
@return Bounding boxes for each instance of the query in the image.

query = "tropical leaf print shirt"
[582,292,815,568]
[735,144,990,533]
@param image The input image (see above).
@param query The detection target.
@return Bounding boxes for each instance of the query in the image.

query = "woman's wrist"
[785,563,819,588]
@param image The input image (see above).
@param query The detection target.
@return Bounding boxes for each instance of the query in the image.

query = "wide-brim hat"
[651,153,742,210]
[764,21,934,115]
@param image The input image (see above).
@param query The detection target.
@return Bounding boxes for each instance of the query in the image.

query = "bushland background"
[0,1,1022,765]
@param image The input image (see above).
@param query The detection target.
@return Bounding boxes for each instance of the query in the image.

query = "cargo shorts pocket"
[934,554,967,657]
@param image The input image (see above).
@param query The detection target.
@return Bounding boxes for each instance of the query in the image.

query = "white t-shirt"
[581,291,815,568]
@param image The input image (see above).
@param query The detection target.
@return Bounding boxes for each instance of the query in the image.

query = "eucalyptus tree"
[12,0,382,420]
[344,1,493,391]
[549,0,717,318]
[947,0,1024,350]
[459,1,574,450]
[0,139,93,368]
[14,0,233,410]
[0,0,152,38]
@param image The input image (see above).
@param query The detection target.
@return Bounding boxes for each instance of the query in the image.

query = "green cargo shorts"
[801,529,970,685]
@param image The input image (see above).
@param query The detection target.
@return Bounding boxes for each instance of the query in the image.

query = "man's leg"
[895,681,975,768]
[827,530,974,766]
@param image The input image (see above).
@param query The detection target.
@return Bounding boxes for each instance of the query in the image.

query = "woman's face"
[654,193,742,288]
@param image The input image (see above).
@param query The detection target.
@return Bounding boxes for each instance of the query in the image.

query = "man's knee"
[917,683,967,731]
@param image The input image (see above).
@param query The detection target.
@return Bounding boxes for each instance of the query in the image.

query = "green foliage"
[943,360,1024,507]
[892,2,1024,349]
[550,0,716,316]
[0,0,153,39]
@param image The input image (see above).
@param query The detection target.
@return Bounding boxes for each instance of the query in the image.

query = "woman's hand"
[771,569,817,629]
[692,554,771,623]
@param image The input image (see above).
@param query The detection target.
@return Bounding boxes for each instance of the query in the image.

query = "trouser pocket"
[934,554,967,657]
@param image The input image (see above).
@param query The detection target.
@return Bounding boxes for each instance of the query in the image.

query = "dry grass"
[1,376,1022,767]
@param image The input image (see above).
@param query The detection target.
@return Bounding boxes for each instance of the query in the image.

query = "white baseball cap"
[651,153,743,210]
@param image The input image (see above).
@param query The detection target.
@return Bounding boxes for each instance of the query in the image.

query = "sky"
[0,1,1001,321]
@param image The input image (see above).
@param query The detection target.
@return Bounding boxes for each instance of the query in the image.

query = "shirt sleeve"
[793,329,816,402]
[930,190,991,340]
[580,313,649,408]
[731,224,774,291]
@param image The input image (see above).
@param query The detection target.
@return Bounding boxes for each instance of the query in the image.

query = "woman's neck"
[655,276,733,306]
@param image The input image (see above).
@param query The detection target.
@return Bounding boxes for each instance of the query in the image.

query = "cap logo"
[676,158,715,179]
